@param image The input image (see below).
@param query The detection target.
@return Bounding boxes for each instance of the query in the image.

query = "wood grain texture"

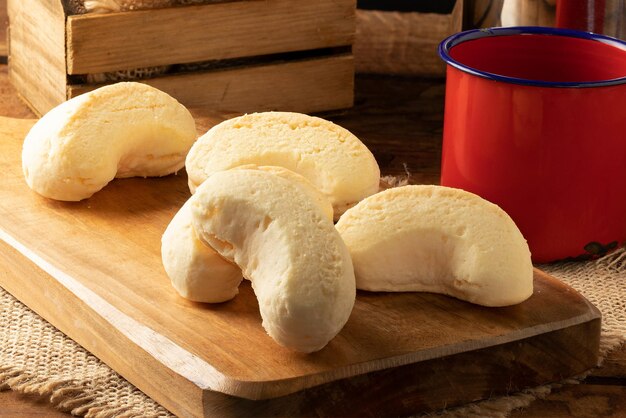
[197,319,601,417]
[6,0,67,115]
[66,0,355,74]
[69,54,355,114]
[0,115,600,417]
[0,391,68,418]
[7,0,354,117]
[0,0,7,56]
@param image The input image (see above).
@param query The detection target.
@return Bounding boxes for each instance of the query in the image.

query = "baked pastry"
[161,199,243,303]
[190,168,355,352]
[161,165,333,303]
[185,111,380,218]
[22,82,196,201]
[335,185,534,307]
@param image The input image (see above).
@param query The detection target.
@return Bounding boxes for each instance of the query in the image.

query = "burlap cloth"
[1,246,624,418]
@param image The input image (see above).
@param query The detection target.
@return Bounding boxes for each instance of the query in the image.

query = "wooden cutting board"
[0,116,601,417]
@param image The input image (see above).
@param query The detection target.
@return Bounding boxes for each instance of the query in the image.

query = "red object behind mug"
[439,27,626,262]
[557,0,606,33]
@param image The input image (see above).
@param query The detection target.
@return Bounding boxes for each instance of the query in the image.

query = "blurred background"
[354,0,624,76]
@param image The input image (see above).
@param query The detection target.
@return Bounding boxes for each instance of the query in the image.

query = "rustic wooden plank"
[0,227,205,418]
[0,115,601,416]
[66,0,355,74]
[7,0,66,115]
[195,319,602,417]
[0,0,7,56]
[68,54,355,114]
[0,391,69,417]
[0,232,603,417]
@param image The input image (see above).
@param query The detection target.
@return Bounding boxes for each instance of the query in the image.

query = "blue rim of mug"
[438,26,626,88]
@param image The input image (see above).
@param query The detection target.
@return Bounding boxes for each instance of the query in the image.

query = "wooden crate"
[7,0,355,117]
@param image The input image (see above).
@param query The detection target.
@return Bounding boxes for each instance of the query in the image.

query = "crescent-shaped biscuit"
[190,168,356,352]
[22,82,196,201]
[185,111,380,218]
[335,185,534,307]
[161,165,334,303]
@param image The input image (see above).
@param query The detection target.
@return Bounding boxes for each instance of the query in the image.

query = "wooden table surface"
[0,64,624,417]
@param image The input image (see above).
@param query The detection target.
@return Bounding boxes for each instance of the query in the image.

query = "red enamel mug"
[438,27,626,263]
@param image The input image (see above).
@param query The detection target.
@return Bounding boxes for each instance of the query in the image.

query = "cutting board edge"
[0,226,602,402]
[223,294,602,400]
[0,230,207,417]
[199,317,602,417]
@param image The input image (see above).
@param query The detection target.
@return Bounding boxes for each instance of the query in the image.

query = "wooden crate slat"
[7,0,67,115]
[68,54,355,114]
[66,0,356,75]
[0,0,8,56]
